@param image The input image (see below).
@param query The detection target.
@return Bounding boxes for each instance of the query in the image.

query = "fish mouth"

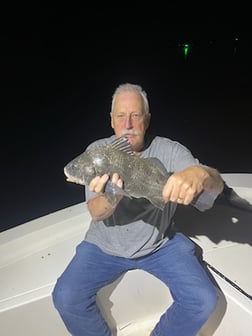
[64,167,84,185]
[65,175,84,185]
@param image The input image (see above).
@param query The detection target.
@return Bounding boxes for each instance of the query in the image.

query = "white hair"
[111,83,150,115]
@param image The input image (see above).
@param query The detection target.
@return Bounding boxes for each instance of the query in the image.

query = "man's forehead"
[114,92,143,108]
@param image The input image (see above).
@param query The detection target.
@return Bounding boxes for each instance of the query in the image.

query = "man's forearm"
[203,166,224,193]
[87,194,122,221]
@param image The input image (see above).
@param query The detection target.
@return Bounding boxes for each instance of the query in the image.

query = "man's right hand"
[87,173,123,221]
[88,173,123,193]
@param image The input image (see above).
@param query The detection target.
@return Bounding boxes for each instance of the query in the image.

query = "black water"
[2,13,252,231]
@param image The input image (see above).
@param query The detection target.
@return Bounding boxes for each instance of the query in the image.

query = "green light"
[184,44,189,59]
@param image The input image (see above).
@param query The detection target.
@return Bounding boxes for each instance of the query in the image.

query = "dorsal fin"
[110,136,134,155]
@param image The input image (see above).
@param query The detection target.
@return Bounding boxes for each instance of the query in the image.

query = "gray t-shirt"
[84,134,217,258]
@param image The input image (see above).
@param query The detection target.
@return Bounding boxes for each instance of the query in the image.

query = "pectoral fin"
[104,181,131,197]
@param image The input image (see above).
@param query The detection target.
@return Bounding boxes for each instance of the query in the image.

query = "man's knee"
[194,286,219,322]
[52,279,76,311]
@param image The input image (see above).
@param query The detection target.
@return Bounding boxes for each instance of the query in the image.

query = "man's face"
[110,91,150,152]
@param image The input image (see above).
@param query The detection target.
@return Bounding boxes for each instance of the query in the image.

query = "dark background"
[1,6,252,231]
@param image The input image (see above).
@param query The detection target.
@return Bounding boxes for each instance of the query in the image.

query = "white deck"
[0,173,252,335]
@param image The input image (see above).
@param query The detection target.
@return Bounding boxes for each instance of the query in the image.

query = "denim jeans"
[52,232,218,336]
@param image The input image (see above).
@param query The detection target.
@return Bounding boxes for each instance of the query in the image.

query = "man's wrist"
[102,192,122,208]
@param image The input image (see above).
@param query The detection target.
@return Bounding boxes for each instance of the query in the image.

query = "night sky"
[2,7,252,231]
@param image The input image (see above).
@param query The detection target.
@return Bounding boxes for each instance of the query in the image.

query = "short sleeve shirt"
[84,134,217,258]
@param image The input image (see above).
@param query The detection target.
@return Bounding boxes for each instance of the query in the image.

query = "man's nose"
[125,115,133,129]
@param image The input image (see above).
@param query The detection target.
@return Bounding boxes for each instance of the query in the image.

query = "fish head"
[64,150,96,186]
[64,146,111,186]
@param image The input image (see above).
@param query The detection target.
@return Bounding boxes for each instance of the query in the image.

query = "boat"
[0,173,252,336]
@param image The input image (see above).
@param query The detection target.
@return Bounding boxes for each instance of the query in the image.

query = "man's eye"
[132,114,141,120]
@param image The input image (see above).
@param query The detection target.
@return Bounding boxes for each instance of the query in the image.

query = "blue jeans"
[52,233,218,336]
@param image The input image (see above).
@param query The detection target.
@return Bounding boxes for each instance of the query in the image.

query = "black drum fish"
[64,136,171,210]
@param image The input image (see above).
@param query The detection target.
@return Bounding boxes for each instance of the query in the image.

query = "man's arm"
[87,173,123,221]
[162,165,224,205]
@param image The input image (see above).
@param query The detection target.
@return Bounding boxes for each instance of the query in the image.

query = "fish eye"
[85,166,95,175]
[93,153,105,167]
[93,157,103,166]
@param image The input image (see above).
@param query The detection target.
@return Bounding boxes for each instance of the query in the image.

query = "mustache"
[121,129,140,136]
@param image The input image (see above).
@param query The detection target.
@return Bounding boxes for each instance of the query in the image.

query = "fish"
[64,136,171,210]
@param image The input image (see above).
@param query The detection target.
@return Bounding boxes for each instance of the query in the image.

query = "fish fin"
[110,136,134,155]
[104,181,132,208]
[105,180,132,199]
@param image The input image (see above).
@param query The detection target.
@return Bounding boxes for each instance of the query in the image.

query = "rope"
[205,261,252,300]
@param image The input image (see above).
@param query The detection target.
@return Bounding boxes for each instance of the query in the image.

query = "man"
[52,83,224,336]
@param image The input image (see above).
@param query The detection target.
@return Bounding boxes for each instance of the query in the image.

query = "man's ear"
[145,113,151,129]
